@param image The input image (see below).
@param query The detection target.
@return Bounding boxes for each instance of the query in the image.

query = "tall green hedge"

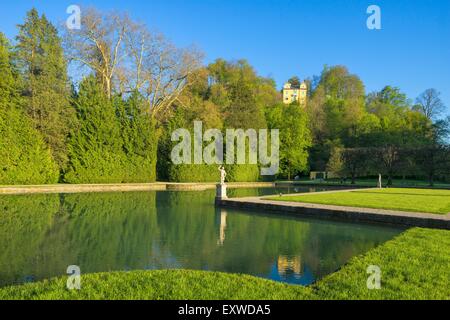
[0,107,59,185]
[65,77,157,183]
[116,93,158,183]
[226,164,260,183]
[0,33,59,185]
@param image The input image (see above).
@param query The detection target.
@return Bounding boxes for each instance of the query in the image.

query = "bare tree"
[122,27,203,118]
[414,88,446,120]
[63,7,202,119]
[63,8,128,99]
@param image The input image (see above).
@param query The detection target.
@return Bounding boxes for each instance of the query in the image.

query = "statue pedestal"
[216,184,228,202]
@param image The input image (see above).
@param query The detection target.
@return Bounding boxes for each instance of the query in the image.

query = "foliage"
[413,88,446,120]
[15,9,75,171]
[115,92,158,182]
[65,76,125,183]
[0,32,59,185]
[266,103,312,179]
[63,7,202,119]
[160,60,281,182]
[225,164,260,182]
[307,66,366,171]
[1,7,448,185]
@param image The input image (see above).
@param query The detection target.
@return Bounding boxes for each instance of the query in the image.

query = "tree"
[288,76,301,88]
[65,76,125,183]
[15,8,74,172]
[342,148,371,184]
[0,32,59,185]
[414,88,446,121]
[306,66,366,171]
[156,69,223,183]
[64,7,202,119]
[208,59,269,129]
[326,144,344,178]
[363,85,434,185]
[266,104,311,180]
[116,92,158,182]
[413,120,450,186]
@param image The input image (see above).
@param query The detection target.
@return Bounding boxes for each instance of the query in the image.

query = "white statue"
[219,166,227,185]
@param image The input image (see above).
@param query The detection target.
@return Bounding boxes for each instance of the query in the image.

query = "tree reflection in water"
[0,189,403,287]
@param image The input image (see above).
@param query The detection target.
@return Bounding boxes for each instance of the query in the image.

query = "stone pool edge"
[216,192,450,230]
[0,182,276,195]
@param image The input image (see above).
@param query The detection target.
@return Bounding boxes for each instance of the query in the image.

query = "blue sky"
[2,0,450,116]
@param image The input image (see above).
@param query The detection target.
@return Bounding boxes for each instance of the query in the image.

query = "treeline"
[0,8,309,184]
[0,9,157,184]
[157,59,311,182]
[305,66,450,186]
[0,8,448,185]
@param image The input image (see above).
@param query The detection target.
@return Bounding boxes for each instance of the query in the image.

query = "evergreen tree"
[116,92,158,182]
[0,33,59,185]
[15,8,74,172]
[65,76,125,183]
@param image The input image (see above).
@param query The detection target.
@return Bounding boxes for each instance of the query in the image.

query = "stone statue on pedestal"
[216,166,228,202]
[219,165,227,185]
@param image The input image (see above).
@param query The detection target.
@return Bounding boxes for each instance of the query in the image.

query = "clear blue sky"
[2,0,450,116]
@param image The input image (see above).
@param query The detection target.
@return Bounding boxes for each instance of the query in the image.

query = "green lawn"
[315,228,450,300]
[0,270,313,300]
[268,188,450,214]
[286,178,450,189]
[0,228,448,300]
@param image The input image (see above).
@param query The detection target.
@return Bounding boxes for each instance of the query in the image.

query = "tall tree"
[65,76,125,183]
[307,66,366,171]
[365,86,431,185]
[414,88,446,121]
[15,8,74,172]
[64,7,202,119]
[207,59,269,129]
[266,104,311,180]
[413,119,450,186]
[116,92,158,182]
[0,32,58,185]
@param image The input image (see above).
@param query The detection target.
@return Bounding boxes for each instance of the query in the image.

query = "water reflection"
[0,188,403,287]
[217,210,228,246]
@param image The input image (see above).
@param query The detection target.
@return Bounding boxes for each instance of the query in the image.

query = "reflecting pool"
[0,187,403,287]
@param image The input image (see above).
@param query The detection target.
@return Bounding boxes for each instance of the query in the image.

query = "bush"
[226,164,260,182]
[0,108,59,185]
[168,164,218,183]
[65,79,157,183]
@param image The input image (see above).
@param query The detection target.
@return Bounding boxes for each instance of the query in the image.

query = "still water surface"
[0,187,403,287]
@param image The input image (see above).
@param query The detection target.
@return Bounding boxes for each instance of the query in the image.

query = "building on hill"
[282,81,307,105]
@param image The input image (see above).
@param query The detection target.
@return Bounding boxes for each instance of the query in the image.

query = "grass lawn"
[0,270,314,300]
[288,178,450,189]
[315,228,450,300]
[0,228,448,300]
[268,188,450,215]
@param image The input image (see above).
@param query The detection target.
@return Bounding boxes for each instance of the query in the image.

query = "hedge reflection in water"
[0,188,402,287]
